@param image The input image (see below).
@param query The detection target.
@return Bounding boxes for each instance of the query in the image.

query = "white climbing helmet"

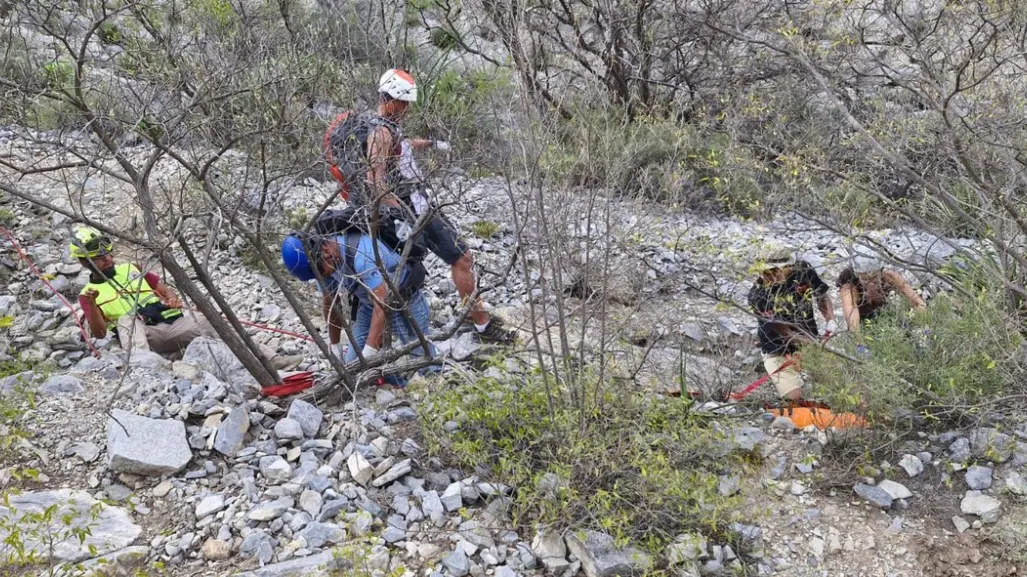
[378,69,418,103]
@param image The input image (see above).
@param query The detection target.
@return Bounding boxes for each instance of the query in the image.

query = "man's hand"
[82,288,99,301]
[163,294,183,309]
[824,319,838,336]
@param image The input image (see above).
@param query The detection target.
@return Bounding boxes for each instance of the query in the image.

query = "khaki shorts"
[763,354,803,398]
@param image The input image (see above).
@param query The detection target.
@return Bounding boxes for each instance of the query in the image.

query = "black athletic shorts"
[423,213,468,266]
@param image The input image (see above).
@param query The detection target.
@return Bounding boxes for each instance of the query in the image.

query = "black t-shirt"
[747,261,829,355]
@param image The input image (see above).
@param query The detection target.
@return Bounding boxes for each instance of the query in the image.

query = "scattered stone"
[106,409,192,476]
[153,481,174,498]
[237,550,344,576]
[172,361,200,380]
[495,565,519,577]
[248,497,294,522]
[948,437,971,463]
[960,491,1001,523]
[195,494,226,518]
[372,458,412,487]
[259,456,292,483]
[952,516,971,533]
[532,530,567,568]
[441,482,464,511]
[213,405,250,456]
[300,490,323,518]
[183,337,258,396]
[970,428,1016,463]
[565,529,653,577]
[877,479,912,500]
[274,418,304,441]
[201,539,232,561]
[69,442,100,463]
[965,466,993,490]
[898,454,923,478]
[853,483,893,509]
[718,475,741,496]
[442,548,471,577]
[666,533,708,565]
[40,374,85,395]
[297,522,346,548]
[287,399,323,438]
[1005,471,1027,496]
[348,452,373,487]
[318,498,349,522]
[0,489,141,563]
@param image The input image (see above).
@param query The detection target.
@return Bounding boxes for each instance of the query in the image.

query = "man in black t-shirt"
[747,246,836,400]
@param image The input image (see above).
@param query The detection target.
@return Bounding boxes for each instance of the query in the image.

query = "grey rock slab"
[195,494,226,518]
[259,455,292,483]
[274,418,304,441]
[40,374,85,395]
[248,497,294,522]
[348,452,374,487]
[297,522,346,548]
[287,399,323,438]
[1006,471,1027,496]
[898,454,924,477]
[566,530,653,577]
[441,481,464,511]
[69,442,100,463]
[960,491,1001,523]
[442,548,471,577]
[421,490,446,526]
[877,479,913,500]
[372,458,412,487]
[238,550,344,576]
[183,337,258,396]
[853,483,893,509]
[965,466,993,490]
[299,490,323,518]
[494,566,520,577]
[318,498,349,522]
[214,405,250,456]
[0,489,141,563]
[106,409,191,476]
[970,428,1016,463]
[532,530,567,560]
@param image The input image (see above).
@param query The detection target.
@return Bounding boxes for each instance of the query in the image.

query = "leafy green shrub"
[470,220,499,239]
[42,60,74,90]
[414,68,514,156]
[98,22,123,45]
[420,366,753,551]
[538,109,765,215]
[429,28,459,50]
[803,288,1023,424]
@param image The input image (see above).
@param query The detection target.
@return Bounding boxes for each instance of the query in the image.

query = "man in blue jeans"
[282,229,436,387]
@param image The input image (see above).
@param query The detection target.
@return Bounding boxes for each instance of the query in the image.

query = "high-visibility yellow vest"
[80,263,182,327]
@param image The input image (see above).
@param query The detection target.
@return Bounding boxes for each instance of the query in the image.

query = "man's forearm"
[83,306,107,338]
[818,295,835,321]
[408,138,434,151]
[323,295,343,344]
[367,303,386,349]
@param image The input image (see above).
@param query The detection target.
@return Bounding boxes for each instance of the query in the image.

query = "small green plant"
[0,491,104,575]
[803,286,1021,424]
[41,60,73,89]
[429,27,460,50]
[470,220,500,239]
[0,209,15,225]
[420,364,753,553]
[98,22,123,45]
[284,207,309,230]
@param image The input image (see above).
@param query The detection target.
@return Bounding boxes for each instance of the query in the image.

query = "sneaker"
[472,318,516,344]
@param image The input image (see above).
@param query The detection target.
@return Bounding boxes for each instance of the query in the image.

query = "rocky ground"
[0,129,1025,577]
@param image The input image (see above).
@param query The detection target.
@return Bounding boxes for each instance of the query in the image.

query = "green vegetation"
[470,220,500,238]
[803,283,1021,424]
[98,22,123,45]
[420,365,754,552]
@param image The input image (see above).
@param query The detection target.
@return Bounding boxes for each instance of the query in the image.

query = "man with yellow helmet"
[71,226,300,371]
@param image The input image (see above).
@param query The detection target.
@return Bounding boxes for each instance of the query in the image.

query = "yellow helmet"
[69,226,113,259]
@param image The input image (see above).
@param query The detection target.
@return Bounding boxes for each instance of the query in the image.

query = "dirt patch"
[916,533,1020,577]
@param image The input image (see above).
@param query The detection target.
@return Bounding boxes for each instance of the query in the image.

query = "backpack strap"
[344,231,362,321]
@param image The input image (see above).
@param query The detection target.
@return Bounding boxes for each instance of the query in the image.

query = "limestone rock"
[106,409,191,476]
[565,529,652,577]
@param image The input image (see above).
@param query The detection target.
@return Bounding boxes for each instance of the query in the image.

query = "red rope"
[218,313,314,343]
[0,226,101,358]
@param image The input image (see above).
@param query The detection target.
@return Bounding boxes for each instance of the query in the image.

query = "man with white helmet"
[323,68,515,344]
[837,259,926,333]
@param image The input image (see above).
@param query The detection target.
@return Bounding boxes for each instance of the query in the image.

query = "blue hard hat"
[282,234,317,281]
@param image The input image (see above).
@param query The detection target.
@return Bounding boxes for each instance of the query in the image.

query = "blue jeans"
[343,292,437,386]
